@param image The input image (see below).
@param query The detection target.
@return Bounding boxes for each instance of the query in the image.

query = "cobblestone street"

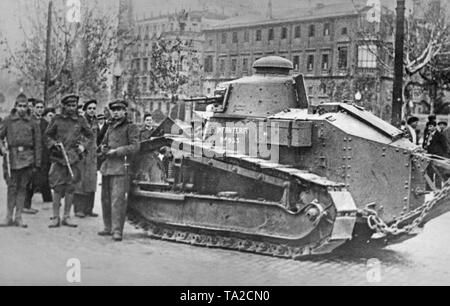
[1,175,450,286]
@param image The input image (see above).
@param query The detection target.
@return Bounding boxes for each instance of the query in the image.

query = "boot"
[98,230,113,236]
[62,217,78,228]
[49,217,61,228]
[112,232,123,242]
[23,208,39,215]
[14,219,28,228]
[75,212,86,219]
[0,219,14,228]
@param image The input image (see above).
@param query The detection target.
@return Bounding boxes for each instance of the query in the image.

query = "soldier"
[24,99,52,212]
[22,98,41,214]
[99,100,140,241]
[46,94,94,228]
[0,93,42,228]
[74,99,99,218]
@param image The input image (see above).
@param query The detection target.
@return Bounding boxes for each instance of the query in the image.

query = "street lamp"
[113,61,124,99]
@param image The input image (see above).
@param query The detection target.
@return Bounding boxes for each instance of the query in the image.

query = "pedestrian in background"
[74,100,99,218]
[139,113,157,141]
[45,94,94,228]
[424,121,448,157]
[423,115,437,148]
[438,121,448,133]
[0,93,42,228]
[405,117,419,145]
[43,107,56,123]
[98,100,140,242]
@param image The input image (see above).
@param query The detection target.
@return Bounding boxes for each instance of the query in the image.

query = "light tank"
[128,56,450,259]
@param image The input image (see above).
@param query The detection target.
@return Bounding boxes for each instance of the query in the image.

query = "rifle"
[4,142,11,179]
[58,142,75,180]
[124,155,130,203]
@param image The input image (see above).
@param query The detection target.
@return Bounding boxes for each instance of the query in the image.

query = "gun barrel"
[59,143,75,179]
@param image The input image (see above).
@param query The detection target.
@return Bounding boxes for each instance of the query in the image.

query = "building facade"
[121,9,226,121]
[202,1,395,119]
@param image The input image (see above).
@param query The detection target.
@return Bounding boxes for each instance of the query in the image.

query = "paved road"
[1,175,450,286]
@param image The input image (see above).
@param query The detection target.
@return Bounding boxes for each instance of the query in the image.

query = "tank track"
[127,209,347,260]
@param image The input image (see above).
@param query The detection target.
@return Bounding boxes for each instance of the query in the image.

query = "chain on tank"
[365,179,450,237]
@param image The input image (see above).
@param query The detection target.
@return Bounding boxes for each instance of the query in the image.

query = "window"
[220,59,226,73]
[142,77,148,92]
[281,27,288,39]
[209,39,213,47]
[256,29,262,41]
[341,27,348,35]
[294,25,301,38]
[221,32,227,44]
[242,58,249,73]
[232,31,238,43]
[323,23,330,36]
[293,55,300,71]
[268,28,274,41]
[322,54,329,71]
[358,45,377,68]
[204,56,213,73]
[307,55,314,71]
[338,46,348,69]
[320,82,327,95]
[308,86,314,95]
[143,58,148,72]
[244,31,249,42]
[231,58,237,73]
[309,25,315,37]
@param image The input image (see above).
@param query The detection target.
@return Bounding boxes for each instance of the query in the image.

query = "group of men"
[404,115,450,158]
[0,93,148,242]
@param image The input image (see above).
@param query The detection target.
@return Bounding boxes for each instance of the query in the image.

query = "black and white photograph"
[0,0,450,289]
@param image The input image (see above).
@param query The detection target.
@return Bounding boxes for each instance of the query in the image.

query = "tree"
[356,0,450,117]
[0,0,117,105]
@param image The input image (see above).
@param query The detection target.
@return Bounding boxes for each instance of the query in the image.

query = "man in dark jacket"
[74,100,99,218]
[0,93,42,228]
[24,99,53,213]
[424,121,449,157]
[98,100,140,242]
[45,94,94,228]
[423,115,437,148]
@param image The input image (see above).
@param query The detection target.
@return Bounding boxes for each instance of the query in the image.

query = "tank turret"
[213,56,308,119]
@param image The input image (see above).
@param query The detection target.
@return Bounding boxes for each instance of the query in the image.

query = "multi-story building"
[202,0,396,119]
[122,9,226,119]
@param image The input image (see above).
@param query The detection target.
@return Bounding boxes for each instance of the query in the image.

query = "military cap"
[43,107,56,116]
[83,99,98,111]
[438,121,448,126]
[407,117,419,125]
[16,93,28,101]
[109,100,128,109]
[61,93,80,105]
[28,98,36,105]
[97,114,105,120]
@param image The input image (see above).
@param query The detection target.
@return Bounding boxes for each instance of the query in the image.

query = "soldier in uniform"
[74,100,99,218]
[99,100,140,241]
[0,93,42,228]
[45,94,94,228]
[23,98,41,214]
